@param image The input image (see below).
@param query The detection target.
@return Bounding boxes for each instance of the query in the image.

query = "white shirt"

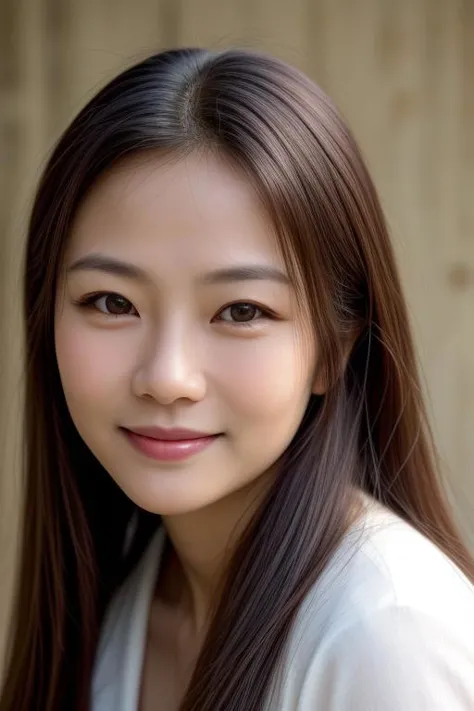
[91,497,474,710]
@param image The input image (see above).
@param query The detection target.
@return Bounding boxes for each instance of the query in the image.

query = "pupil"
[231,303,255,321]
[106,295,129,314]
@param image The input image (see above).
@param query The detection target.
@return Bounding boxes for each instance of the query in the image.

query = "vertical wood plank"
[46,0,173,130]
[177,0,308,68]
[0,0,52,675]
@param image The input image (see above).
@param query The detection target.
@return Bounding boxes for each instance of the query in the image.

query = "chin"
[120,483,224,517]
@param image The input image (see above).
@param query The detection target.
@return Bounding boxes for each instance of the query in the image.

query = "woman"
[1,47,473,711]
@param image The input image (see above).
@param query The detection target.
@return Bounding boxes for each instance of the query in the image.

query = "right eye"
[76,292,139,316]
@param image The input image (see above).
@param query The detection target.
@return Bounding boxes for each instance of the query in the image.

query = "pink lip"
[121,427,220,462]
[125,426,214,440]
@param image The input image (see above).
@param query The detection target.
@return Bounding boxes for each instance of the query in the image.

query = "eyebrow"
[66,254,291,285]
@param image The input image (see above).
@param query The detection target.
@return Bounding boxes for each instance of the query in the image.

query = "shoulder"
[282,498,474,710]
[313,496,474,633]
[297,601,474,710]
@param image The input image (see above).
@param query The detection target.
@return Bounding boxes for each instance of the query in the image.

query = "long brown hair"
[1,47,473,711]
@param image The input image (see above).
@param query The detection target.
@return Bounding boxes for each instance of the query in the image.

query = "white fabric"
[91,497,474,710]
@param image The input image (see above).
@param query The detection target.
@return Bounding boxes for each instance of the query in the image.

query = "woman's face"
[55,151,322,515]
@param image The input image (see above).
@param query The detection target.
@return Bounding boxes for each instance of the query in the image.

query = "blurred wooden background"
[1,0,473,671]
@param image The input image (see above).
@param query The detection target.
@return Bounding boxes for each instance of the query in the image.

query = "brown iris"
[228,303,258,322]
[103,294,134,315]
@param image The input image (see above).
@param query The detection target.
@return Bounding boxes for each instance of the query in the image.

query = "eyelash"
[73,292,277,328]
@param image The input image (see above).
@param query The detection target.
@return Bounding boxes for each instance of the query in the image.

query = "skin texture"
[54,152,323,678]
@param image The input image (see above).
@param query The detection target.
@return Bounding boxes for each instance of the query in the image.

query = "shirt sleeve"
[300,604,474,711]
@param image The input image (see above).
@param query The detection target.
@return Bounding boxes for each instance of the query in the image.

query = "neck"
[156,469,275,636]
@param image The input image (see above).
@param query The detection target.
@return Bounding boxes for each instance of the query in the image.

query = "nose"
[131,325,206,405]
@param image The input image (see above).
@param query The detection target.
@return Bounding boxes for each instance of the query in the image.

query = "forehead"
[66,150,284,270]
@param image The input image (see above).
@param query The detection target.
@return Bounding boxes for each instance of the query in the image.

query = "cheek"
[54,316,131,410]
[216,330,316,423]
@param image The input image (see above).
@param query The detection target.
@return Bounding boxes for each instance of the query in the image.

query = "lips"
[124,426,216,441]
[120,426,221,462]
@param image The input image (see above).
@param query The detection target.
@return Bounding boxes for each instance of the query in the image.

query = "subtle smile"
[120,426,222,462]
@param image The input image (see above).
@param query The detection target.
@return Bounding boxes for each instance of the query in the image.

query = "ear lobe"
[311,336,356,396]
[311,368,327,396]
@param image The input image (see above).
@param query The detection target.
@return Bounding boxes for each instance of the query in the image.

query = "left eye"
[93,293,137,316]
[217,303,263,324]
